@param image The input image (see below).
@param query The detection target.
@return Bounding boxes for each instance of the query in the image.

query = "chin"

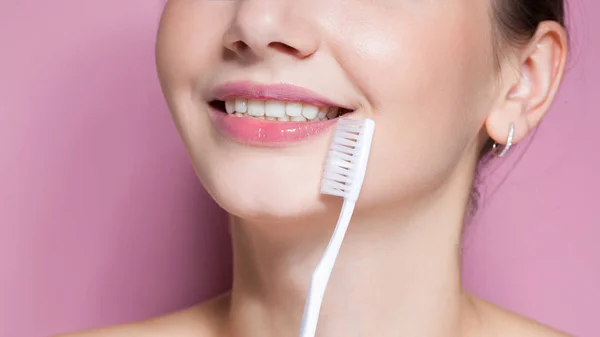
[211,186,332,222]
[196,154,336,222]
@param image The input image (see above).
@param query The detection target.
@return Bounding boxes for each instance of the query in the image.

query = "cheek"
[156,1,232,100]
[334,7,495,208]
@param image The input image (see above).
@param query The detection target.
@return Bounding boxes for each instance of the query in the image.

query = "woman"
[62,0,570,336]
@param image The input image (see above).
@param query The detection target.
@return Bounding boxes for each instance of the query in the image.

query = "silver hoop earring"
[492,123,515,158]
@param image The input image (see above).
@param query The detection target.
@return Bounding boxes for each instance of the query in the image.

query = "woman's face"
[156,0,499,221]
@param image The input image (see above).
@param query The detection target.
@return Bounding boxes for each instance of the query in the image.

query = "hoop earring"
[491,123,515,158]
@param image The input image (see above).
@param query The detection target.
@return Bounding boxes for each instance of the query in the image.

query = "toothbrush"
[298,118,376,337]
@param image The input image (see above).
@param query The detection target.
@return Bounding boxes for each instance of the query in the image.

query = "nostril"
[232,41,249,54]
[268,42,300,56]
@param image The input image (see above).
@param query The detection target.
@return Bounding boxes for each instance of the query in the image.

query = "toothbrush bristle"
[320,119,375,198]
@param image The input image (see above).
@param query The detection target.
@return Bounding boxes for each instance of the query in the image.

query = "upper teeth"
[224,99,340,121]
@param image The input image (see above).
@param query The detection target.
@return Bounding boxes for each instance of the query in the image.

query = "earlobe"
[490,122,516,158]
[485,103,529,151]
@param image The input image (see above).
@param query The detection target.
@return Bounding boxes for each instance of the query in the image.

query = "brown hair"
[493,0,566,45]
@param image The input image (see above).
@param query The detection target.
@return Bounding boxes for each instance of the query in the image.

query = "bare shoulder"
[470,296,572,337]
[55,294,230,337]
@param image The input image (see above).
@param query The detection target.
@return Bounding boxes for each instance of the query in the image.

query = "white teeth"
[265,100,286,117]
[225,100,235,114]
[247,99,265,116]
[285,102,303,117]
[301,105,319,120]
[318,107,328,120]
[235,99,248,113]
[291,116,307,122]
[222,99,346,121]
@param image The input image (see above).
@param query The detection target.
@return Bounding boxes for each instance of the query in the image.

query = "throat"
[226,212,468,337]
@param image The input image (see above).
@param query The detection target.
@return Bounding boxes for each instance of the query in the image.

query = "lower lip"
[209,108,338,147]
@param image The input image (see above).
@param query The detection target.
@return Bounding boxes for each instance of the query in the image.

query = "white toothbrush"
[298,118,376,337]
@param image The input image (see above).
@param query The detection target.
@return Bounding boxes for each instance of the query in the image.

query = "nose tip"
[222,2,320,60]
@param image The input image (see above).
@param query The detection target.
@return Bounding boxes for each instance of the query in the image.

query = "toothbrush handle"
[299,200,356,337]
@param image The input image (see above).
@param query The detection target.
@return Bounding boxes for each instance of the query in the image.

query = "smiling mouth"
[209,98,353,122]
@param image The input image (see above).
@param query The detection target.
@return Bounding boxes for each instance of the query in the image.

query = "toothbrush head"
[320,118,375,201]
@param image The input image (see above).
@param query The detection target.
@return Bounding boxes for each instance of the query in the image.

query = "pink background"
[0,1,597,336]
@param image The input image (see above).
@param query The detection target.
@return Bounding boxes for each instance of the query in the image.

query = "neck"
[225,163,481,337]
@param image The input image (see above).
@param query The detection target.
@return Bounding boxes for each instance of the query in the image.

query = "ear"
[486,21,568,147]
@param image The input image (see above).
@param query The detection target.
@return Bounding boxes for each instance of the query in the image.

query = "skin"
[59,0,569,336]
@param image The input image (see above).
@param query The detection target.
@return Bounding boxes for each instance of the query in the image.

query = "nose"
[222,0,321,60]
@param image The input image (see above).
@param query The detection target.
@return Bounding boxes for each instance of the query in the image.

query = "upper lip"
[209,81,354,110]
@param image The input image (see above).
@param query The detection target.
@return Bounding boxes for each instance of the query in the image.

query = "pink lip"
[209,108,338,147]
[208,81,350,146]
[210,81,351,110]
